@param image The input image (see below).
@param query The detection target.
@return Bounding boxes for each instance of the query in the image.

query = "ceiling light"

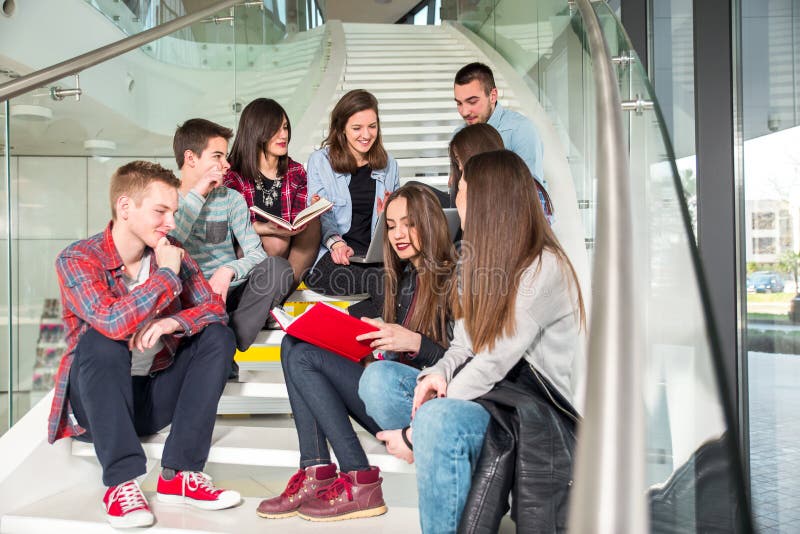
[10,104,52,121]
[84,139,117,153]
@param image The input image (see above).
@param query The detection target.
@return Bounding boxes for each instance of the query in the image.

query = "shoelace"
[316,473,353,502]
[182,471,221,496]
[108,480,147,513]
[281,469,307,497]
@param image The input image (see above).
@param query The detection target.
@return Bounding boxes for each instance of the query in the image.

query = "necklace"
[254,172,282,208]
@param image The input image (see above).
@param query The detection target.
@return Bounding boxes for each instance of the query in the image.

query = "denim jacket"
[306,147,400,264]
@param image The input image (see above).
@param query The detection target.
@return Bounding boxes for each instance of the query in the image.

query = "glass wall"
[651,0,696,230]
[0,0,328,434]
[740,1,800,532]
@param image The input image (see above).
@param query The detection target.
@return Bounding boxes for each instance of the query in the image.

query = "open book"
[250,198,333,231]
[270,303,378,361]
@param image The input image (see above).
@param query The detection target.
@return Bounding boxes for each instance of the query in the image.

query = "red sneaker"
[156,471,241,510]
[103,479,154,529]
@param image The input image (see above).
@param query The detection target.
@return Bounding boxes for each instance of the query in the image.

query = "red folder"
[271,303,379,362]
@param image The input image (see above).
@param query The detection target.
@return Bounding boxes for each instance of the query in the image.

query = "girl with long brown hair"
[257,185,455,523]
[303,90,400,316]
[224,98,320,287]
[360,150,584,532]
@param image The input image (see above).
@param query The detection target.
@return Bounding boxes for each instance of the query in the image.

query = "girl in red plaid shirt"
[224,98,321,287]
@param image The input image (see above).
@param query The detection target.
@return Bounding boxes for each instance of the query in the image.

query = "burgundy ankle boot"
[256,463,338,519]
[297,466,387,522]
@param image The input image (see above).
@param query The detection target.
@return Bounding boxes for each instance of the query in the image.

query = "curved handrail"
[567,0,647,532]
[0,0,241,103]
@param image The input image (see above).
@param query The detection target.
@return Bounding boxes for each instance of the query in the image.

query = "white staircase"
[296,22,529,190]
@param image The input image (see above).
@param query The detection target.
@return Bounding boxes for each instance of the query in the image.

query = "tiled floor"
[748,351,800,533]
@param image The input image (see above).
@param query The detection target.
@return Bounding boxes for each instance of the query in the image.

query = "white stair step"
[396,157,451,169]
[347,90,455,100]
[384,140,449,151]
[376,99,516,112]
[382,125,456,136]
[379,112,462,123]
[378,101,462,111]
[344,44,464,53]
[344,71,458,82]
[72,426,416,474]
[400,176,449,189]
[1,490,421,533]
[342,80,507,92]
[346,64,470,73]
[219,369,289,415]
[381,113,464,124]
[347,56,474,66]
[347,49,469,59]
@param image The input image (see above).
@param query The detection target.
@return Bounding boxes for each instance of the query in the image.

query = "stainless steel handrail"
[0,0,241,102]
[567,0,648,532]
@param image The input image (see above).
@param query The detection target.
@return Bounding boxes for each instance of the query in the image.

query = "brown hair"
[322,90,388,174]
[228,98,291,180]
[173,118,233,168]
[382,185,456,348]
[454,62,496,95]
[455,150,584,353]
[109,161,180,219]
[448,123,504,191]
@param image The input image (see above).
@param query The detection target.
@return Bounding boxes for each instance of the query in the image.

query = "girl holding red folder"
[256,185,455,522]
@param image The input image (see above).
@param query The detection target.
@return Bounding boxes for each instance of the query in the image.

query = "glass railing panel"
[232,15,327,132]
[592,3,753,531]
[0,98,9,435]
[470,1,597,262]
[2,18,241,429]
[84,1,324,66]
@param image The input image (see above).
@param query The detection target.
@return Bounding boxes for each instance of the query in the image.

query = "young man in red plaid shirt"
[52,161,241,528]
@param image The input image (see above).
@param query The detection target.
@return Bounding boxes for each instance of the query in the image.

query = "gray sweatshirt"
[418,249,583,407]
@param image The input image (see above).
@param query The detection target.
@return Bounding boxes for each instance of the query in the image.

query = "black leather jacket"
[458,361,579,534]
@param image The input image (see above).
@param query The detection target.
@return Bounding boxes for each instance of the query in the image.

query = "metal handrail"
[0,0,241,102]
[567,0,647,533]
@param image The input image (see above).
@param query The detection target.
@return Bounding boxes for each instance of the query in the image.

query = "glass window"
[741,1,800,531]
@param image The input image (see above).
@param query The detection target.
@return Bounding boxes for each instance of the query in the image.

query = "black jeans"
[68,323,235,486]
[226,256,294,351]
[304,251,383,318]
[281,335,381,472]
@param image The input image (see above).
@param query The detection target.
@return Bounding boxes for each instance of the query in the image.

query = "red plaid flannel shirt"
[223,158,308,224]
[48,222,227,443]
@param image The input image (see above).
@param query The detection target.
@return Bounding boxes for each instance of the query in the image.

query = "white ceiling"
[322,0,422,24]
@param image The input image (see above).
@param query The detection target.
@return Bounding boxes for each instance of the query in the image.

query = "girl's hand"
[253,221,304,237]
[412,373,447,418]
[330,241,354,265]
[376,429,414,464]
[376,191,392,214]
[356,318,422,353]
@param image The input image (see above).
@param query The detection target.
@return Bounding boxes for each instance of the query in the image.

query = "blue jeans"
[358,360,417,430]
[358,360,491,533]
[281,335,381,472]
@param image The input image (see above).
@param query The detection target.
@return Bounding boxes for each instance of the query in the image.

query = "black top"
[253,175,283,218]
[385,263,452,369]
[342,165,375,254]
